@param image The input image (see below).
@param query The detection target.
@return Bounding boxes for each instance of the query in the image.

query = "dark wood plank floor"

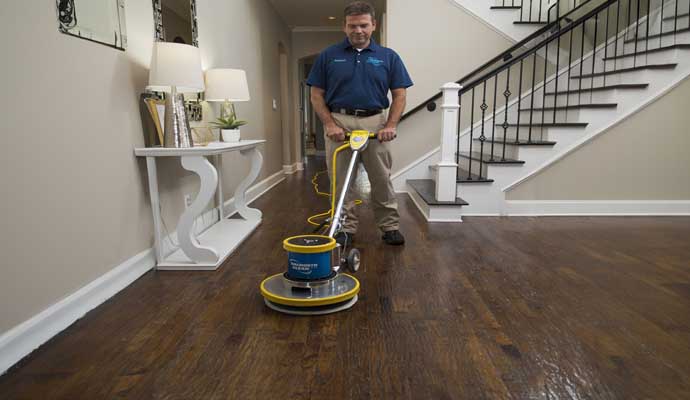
[2,158,690,399]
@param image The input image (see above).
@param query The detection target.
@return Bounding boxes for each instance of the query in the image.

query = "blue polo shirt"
[306,38,413,110]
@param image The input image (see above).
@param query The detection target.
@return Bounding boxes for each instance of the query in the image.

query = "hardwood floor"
[1,158,690,399]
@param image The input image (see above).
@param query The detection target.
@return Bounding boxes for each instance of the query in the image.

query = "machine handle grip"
[345,131,377,138]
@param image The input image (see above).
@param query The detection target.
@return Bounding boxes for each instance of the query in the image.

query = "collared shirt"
[306,38,413,110]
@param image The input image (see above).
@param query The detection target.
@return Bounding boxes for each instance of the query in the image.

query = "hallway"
[1,159,690,399]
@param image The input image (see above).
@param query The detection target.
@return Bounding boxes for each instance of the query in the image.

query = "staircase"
[399,0,690,220]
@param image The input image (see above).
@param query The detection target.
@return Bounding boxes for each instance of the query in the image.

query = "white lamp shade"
[204,69,250,102]
[147,42,205,93]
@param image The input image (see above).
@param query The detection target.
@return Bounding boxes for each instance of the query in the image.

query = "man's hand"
[377,125,397,142]
[325,123,346,142]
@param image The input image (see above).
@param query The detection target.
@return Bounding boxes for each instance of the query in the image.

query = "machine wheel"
[346,248,361,272]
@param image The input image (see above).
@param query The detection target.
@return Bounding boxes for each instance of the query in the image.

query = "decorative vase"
[221,129,240,142]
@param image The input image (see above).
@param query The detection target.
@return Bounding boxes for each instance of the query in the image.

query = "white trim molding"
[0,169,285,376]
[282,163,304,175]
[504,200,690,216]
[0,249,154,376]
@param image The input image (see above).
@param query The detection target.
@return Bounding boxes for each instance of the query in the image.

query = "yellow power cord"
[307,142,362,229]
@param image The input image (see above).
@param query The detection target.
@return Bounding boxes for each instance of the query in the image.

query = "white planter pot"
[221,129,240,142]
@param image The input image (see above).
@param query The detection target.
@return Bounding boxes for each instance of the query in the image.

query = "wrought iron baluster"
[529,0,534,22]
[615,0,621,61]
[479,82,488,179]
[634,0,641,66]
[567,24,574,113]
[541,39,550,127]
[539,0,543,22]
[604,5,610,87]
[660,0,666,47]
[491,74,499,160]
[516,59,524,143]
[502,67,512,161]
[468,88,475,180]
[456,92,463,167]
[579,21,586,104]
[591,12,599,101]
[529,53,537,142]
[554,32,562,123]
[645,0,650,55]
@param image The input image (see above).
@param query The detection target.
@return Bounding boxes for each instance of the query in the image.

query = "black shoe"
[334,231,354,248]
[382,230,405,246]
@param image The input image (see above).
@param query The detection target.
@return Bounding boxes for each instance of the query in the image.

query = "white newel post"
[436,82,461,202]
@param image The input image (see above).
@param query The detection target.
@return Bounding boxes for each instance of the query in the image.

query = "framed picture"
[139,94,165,147]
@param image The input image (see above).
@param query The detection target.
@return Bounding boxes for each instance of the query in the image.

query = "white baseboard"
[504,200,690,216]
[0,249,154,376]
[283,163,304,174]
[0,170,285,376]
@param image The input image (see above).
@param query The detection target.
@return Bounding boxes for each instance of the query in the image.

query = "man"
[307,1,413,246]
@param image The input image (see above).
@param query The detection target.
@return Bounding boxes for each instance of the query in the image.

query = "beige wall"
[0,0,289,334]
[386,0,516,172]
[507,77,690,200]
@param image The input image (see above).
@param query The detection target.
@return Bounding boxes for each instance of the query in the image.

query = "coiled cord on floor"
[307,144,362,233]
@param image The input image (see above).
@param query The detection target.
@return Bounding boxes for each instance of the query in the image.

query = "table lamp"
[147,42,205,148]
[204,68,250,120]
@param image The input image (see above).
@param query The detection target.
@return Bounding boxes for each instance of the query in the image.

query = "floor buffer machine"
[260,130,375,315]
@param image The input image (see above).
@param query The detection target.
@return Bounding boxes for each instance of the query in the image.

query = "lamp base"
[163,88,194,148]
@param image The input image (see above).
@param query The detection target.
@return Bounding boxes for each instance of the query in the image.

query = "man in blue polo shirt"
[307,1,413,246]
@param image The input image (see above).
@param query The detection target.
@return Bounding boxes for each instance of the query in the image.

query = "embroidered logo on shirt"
[366,57,384,66]
[332,58,347,63]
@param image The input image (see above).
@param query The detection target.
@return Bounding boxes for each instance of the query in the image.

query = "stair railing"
[430,0,689,197]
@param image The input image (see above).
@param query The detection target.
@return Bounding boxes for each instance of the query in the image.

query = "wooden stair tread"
[520,103,617,111]
[474,138,557,146]
[495,122,588,128]
[407,179,469,206]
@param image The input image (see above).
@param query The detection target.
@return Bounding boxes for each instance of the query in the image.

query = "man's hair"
[344,1,376,21]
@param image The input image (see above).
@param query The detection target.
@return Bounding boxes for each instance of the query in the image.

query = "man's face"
[344,14,376,48]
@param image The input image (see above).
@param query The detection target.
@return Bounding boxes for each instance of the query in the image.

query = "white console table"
[135,140,265,271]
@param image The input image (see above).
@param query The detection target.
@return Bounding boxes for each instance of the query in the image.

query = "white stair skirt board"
[0,169,285,376]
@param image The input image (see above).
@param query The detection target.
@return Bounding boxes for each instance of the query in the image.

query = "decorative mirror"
[56,0,127,50]
[150,0,202,121]
[151,0,198,47]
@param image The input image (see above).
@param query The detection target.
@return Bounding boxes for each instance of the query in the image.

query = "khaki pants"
[325,112,400,234]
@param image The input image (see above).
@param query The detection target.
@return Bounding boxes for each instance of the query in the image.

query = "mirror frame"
[56,0,128,51]
[151,0,199,47]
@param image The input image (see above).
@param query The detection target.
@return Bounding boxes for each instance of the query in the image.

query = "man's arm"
[310,86,346,142]
[378,88,406,142]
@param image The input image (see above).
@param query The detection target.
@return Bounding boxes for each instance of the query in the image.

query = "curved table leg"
[178,155,220,264]
[234,147,263,220]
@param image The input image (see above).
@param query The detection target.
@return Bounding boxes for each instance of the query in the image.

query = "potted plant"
[210,112,247,143]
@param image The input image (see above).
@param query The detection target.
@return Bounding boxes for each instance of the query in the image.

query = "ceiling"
[267,0,386,29]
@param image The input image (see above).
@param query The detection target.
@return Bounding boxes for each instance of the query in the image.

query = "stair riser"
[471,140,521,159]
[514,108,581,123]
[474,125,548,140]
[623,24,690,45]
[457,156,489,179]
[603,48,681,69]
